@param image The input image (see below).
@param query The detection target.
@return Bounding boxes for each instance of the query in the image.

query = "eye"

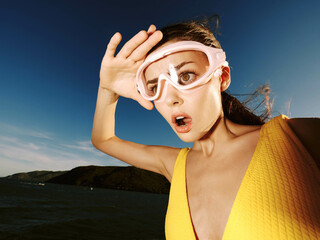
[178,72,197,85]
[147,84,158,95]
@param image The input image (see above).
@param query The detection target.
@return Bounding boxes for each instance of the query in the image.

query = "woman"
[91,20,320,240]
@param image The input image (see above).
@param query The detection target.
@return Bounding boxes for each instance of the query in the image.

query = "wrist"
[98,85,119,103]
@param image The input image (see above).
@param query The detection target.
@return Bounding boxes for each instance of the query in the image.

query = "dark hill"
[47,165,170,194]
[4,170,67,182]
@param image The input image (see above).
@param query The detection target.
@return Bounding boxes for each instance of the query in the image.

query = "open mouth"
[176,116,186,126]
[172,113,192,133]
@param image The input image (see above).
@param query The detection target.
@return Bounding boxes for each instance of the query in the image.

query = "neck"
[192,116,238,157]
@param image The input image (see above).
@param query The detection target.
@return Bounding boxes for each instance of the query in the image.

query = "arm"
[91,86,177,177]
[91,26,178,180]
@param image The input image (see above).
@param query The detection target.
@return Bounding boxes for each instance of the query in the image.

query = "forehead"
[144,50,208,77]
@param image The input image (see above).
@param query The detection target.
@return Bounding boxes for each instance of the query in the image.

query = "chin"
[175,131,201,143]
[176,127,215,143]
[179,137,195,143]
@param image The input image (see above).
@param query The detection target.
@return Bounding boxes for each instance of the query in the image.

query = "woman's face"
[144,44,226,142]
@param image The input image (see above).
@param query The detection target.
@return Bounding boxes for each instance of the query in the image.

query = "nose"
[165,83,184,107]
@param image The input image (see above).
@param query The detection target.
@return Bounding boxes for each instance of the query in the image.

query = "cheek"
[154,102,168,120]
[188,82,221,108]
[154,101,161,112]
[188,85,223,127]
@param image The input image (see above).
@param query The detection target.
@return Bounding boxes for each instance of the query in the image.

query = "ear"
[220,66,231,92]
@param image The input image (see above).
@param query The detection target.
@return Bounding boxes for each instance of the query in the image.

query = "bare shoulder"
[152,146,181,183]
[286,117,320,163]
[125,143,181,183]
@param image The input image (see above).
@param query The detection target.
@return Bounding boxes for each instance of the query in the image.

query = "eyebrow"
[146,61,195,84]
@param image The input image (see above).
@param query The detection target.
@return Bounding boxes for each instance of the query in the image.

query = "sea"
[0,178,169,240]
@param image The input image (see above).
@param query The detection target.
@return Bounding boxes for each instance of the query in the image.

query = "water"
[0,179,169,240]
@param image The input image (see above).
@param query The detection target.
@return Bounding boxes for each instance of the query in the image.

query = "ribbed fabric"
[165,115,320,240]
[165,147,194,240]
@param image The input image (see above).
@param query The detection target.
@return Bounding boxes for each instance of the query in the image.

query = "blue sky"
[0,0,319,176]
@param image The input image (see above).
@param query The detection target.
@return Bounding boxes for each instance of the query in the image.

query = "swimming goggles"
[136,41,228,101]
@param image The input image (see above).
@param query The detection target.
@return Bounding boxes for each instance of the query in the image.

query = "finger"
[105,32,122,58]
[136,93,154,110]
[147,24,156,35]
[117,30,149,58]
[129,30,163,62]
[135,59,145,66]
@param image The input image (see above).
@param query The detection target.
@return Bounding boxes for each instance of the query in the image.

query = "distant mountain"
[47,165,170,194]
[4,170,67,182]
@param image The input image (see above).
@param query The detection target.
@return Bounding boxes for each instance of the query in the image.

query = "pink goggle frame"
[136,41,228,101]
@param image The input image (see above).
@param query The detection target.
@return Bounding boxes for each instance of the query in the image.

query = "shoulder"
[154,146,182,183]
[286,117,320,164]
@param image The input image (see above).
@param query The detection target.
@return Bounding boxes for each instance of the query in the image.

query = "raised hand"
[99,24,163,110]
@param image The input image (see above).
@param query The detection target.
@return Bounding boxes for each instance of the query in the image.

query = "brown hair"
[151,16,272,125]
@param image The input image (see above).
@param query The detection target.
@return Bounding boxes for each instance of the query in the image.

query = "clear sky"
[0,0,319,177]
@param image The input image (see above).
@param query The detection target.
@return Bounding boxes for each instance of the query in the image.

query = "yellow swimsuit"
[165,115,320,240]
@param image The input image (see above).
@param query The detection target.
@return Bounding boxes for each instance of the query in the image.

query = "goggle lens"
[136,41,227,101]
[141,50,210,98]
